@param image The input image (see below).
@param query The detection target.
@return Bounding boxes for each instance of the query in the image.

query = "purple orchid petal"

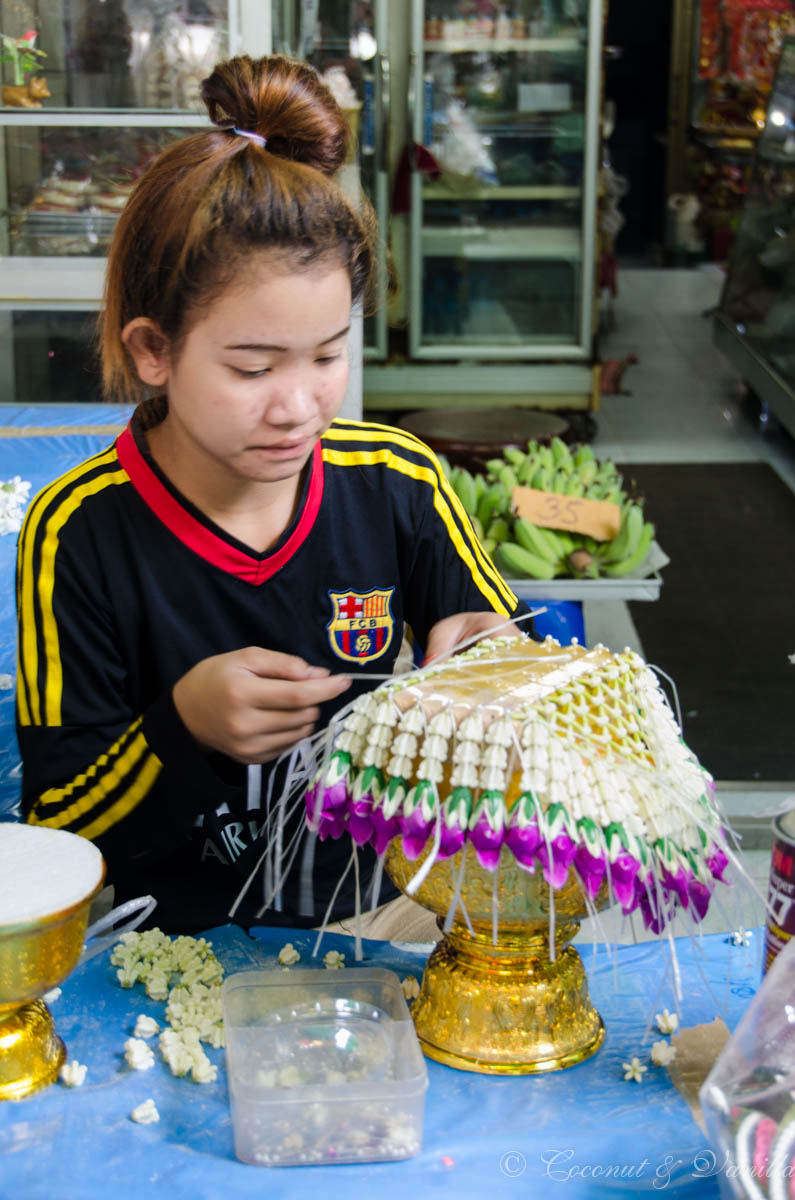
[437,817,467,860]
[608,850,642,911]
[347,795,374,848]
[401,831,433,860]
[322,776,350,811]
[706,844,729,882]
[400,808,435,861]
[637,883,675,934]
[369,809,401,856]
[504,818,542,873]
[574,843,607,900]
[661,864,692,909]
[436,787,472,861]
[469,812,504,870]
[688,877,712,921]
[316,808,347,842]
[536,832,577,889]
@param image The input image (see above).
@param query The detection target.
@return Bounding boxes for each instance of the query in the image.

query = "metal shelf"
[508,572,663,603]
[424,37,582,54]
[0,109,208,128]
[0,257,105,309]
[422,225,581,259]
[422,184,582,201]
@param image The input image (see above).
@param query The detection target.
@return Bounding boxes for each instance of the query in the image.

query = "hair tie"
[233,127,267,148]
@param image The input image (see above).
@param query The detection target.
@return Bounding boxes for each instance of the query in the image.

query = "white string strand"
[312,848,356,958]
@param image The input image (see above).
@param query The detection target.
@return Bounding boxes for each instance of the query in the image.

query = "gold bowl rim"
[0,862,106,940]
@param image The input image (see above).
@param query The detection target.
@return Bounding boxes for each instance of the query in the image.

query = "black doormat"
[620,462,795,783]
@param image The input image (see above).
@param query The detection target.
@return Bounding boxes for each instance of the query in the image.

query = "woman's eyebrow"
[225,325,351,353]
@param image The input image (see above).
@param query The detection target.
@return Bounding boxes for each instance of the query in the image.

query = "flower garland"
[0,476,31,535]
[303,634,729,935]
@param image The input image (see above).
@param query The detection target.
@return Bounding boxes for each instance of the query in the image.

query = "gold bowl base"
[412,922,604,1075]
[0,1001,65,1101]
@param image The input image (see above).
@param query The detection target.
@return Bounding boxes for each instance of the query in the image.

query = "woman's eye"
[233,367,269,378]
[315,354,342,366]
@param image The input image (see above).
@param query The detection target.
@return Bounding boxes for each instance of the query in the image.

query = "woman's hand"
[172,647,351,764]
[422,611,522,666]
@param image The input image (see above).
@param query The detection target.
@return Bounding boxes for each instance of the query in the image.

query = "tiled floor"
[595,266,795,489]
[575,265,795,940]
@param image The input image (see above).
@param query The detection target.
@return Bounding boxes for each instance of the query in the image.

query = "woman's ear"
[121,318,170,387]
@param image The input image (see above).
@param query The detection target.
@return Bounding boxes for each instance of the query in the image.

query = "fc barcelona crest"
[327,588,395,664]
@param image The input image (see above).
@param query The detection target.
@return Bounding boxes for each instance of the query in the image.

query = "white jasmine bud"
[130,1099,160,1124]
[59,1060,87,1087]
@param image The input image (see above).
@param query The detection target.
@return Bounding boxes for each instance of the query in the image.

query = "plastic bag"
[700,936,795,1198]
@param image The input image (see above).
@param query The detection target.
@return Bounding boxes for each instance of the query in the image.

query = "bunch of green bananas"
[439,437,655,581]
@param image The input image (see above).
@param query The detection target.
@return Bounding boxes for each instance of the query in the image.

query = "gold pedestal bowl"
[0,827,105,1101]
[385,841,607,1075]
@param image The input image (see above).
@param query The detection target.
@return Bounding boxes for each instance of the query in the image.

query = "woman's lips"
[250,437,312,456]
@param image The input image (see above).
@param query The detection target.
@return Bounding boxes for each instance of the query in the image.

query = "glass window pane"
[0,310,101,403]
[719,38,795,393]
[1,125,187,256]
[0,1,229,109]
[421,256,578,346]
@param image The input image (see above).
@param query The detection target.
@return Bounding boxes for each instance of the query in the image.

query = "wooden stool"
[397,407,571,473]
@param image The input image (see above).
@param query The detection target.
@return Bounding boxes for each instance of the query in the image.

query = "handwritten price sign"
[512,486,621,541]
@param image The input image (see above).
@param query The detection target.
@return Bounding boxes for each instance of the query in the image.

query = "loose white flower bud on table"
[133,1014,160,1039]
[124,1037,155,1071]
[130,1099,160,1124]
[59,1060,87,1087]
[655,1009,678,1035]
[278,942,301,966]
[650,1040,677,1067]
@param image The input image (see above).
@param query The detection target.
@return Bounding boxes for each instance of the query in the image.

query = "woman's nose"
[267,370,316,425]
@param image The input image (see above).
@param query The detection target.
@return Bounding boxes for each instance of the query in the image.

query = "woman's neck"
[145,417,306,554]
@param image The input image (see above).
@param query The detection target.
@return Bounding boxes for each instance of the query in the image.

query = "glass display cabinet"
[666,0,795,260]
[0,0,249,405]
[0,0,387,404]
[363,0,604,413]
[410,0,598,359]
[714,35,795,438]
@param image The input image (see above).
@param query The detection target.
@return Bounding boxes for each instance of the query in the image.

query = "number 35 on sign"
[512,486,622,542]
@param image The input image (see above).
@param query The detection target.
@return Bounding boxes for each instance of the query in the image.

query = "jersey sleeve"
[393,437,531,648]
[15,474,239,867]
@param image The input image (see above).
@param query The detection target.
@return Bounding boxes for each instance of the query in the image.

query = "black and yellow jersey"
[16,409,526,932]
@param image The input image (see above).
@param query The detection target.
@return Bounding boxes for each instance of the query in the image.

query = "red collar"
[115,424,324,585]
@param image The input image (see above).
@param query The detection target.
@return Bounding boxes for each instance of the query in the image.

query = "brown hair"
[100,54,379,403]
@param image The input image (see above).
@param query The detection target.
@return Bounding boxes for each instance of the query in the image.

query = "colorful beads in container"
[305,635,729,933]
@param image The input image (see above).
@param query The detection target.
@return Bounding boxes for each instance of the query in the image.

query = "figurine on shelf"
[0,29,48,108]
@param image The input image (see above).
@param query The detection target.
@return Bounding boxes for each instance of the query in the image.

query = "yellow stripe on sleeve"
[18,447,121,726]
[18,458,128,727]
[322,445,514,616]
[31,718,143,813]
[78,752,162,840]
[28,727,161,833]
[323,423,517,608]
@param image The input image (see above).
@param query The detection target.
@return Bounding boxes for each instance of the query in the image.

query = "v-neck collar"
[115,422,324,586]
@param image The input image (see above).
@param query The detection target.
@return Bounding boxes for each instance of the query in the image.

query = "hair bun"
[201,54,348,176]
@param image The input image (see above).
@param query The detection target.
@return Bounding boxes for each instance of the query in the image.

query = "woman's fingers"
[172,647,351,761]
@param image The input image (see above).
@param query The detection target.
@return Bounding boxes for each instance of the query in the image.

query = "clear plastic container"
[700,937,795,1198]
[223,966,428,1167]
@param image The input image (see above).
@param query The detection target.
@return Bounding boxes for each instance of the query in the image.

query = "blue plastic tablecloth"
[0,925,761,1200]
[0,406,130,819]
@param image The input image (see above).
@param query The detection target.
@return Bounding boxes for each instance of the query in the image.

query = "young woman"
[16,55,527,933]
